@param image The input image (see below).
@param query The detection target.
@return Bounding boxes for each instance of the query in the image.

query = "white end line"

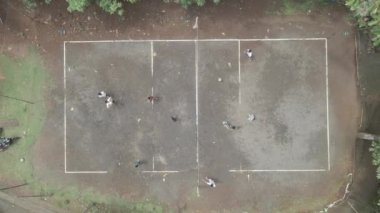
[325,38,330,171]
[229,169,327,172]
[63,41,67,173]
[238,40,241,104]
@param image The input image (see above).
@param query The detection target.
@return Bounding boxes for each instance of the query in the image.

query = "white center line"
[195,40,200,197]
[325,38,330,171]
[151,41,154,109]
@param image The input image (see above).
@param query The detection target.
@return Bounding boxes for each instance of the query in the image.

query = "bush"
[179,0,222,8]
[345,0,380,47]
[66,0,91,12]
[369,140,380,206]
[370,140,380,179]
[22,0,37,9]
[96,0,123,15]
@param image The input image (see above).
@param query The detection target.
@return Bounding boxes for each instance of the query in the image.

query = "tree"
[369,140,380,208]
[345,0,380,47]
[370,140,380,179]
[22,0,221,15]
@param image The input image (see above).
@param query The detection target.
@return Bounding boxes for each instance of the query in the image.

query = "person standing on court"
[246,49,254,61]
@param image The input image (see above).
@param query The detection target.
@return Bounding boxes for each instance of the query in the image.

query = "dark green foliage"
[345,0,380,47]
[22,0,37,9]
[369,140,380,206]
[21,0,53,9]
[66,0,91,12]
[22,0,220,15]
[179,0,221,8]
[370,140,380,179]
[96,0,124,15]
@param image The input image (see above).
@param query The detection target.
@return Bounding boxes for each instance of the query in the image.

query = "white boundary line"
[64,38,329,174]
[63,41,67,172]
[229,169,327,173]
[238,40,241,104]
[325,38,330,171]
[65,38,326,43]
[63,42,108,174]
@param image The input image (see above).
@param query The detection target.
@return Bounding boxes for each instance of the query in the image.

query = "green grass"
[28,183,164,212]
[281,0,331,16]
[0,48,47,183]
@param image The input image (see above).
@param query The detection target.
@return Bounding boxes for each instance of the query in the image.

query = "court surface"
[64,38,329,191]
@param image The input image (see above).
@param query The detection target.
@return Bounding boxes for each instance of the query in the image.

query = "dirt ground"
[0,0,361,212]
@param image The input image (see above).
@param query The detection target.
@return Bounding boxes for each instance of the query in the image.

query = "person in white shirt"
[203,177,216,188]
[246,49,254,61]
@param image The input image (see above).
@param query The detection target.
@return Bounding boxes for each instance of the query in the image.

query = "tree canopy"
[22,0,220,15]
[345,0,380,47]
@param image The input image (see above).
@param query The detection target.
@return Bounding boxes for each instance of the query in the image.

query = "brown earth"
[0,0,363,212]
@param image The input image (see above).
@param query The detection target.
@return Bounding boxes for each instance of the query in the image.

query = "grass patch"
[29,183,164,213]
[281,0,331,16]
[0,48,47,183]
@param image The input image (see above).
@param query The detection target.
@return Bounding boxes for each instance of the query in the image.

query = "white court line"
[64,41,67,172]
[142,170,180,173]
[238,40,241,104]
[195,40,200,197]
[65,38,327,43]
[64,42,108,174]
[65,171,108,174]
[151,41,154,77]
[152,156,155,171]
[325,38,330,171]
[151,41,154,109]
[229,169,327,172]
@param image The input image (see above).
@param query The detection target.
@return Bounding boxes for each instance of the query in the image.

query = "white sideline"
[64,41,67,172]
[64,38,330,175]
